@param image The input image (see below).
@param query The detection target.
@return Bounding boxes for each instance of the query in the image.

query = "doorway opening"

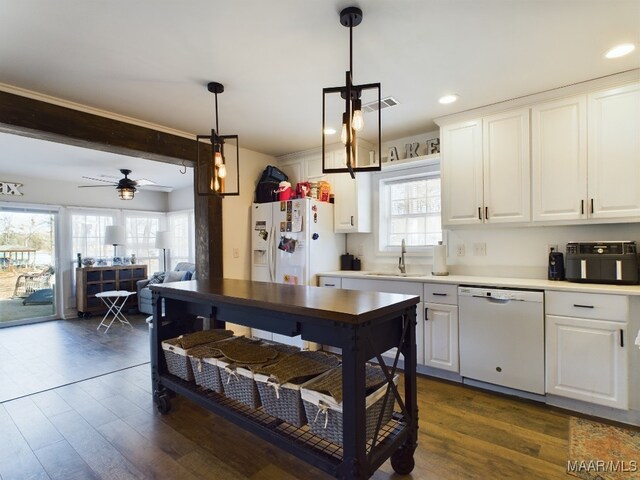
[0,207,58,327]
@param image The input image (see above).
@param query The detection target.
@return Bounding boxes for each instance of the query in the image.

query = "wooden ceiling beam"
[0,89,198,165]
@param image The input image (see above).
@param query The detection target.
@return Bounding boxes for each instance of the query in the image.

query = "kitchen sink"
[365,272,425,277]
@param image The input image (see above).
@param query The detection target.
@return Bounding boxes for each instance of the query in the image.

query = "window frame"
[373,159,442,256]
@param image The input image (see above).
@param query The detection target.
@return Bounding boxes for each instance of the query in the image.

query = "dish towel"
[635,329,640,349]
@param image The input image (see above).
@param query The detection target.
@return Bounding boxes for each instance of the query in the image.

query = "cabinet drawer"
[424,283,458,305]
[545,291,628,322]
[342,278,423,301]
[318,276,341,288]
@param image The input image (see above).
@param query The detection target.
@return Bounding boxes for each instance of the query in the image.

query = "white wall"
[349,223,640,278]
[168,183,194,212]
[222,147,275,280]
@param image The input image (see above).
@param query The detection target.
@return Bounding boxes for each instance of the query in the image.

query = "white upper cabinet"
[331,147,372,233]
[532,84,640,223]
[588,83,640,219]
[532,95,588,222]
[441,108,530,226]
[441,119,484,225]
[482,108,531,223]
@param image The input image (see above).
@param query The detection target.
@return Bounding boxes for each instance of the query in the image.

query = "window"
[70,210,116,259]
[123,212,165,273]
[167,210,195,270]
[377,162,442,253]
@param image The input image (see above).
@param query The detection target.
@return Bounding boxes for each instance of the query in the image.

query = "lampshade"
[322,6,381,179]
[104,225,125,246]
[154,231,171,250]
[196,81,240,196]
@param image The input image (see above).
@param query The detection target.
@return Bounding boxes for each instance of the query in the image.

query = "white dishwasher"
[458,286,545,395]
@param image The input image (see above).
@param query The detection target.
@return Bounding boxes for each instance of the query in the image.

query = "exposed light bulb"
[214,177,220,191]
[324,128,337,135]
[218,163,227,179]
[340,122,347,145]
[214,151,223,166]
[352,109,364,131]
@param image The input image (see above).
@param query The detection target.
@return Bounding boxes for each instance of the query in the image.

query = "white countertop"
[318,271,640,296]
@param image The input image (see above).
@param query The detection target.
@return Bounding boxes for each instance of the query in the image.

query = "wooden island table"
[150,278,419,479]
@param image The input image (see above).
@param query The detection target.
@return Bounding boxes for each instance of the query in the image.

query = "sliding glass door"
[0,207,58,327]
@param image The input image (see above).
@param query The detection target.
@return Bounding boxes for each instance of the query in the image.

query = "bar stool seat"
[95,290,135,333]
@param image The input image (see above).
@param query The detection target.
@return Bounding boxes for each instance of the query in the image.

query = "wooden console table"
[76,265,147,318]
[150,278,419,479]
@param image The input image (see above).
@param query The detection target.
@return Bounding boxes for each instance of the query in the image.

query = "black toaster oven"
[565,241,639,285]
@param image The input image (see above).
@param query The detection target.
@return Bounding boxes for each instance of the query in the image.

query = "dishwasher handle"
[471,294,522,303]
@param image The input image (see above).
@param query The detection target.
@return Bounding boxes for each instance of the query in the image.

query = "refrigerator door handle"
[268,225,276,282]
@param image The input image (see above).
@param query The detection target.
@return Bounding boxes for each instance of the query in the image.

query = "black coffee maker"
[548,248,565,281]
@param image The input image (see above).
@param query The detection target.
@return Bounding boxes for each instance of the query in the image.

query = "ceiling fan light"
[118,187,135,200]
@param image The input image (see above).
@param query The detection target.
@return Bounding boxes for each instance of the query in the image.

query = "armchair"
[136,262,196,315]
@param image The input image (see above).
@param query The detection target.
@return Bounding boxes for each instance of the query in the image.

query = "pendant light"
[196,82,240,196]
[322,6,381,179]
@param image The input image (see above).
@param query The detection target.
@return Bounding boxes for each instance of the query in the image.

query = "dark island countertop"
[150,278,419,325]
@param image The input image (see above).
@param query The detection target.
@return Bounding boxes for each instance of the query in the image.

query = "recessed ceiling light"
[439,94,458,105]
[605,43,635,59]
[324,128,336,135]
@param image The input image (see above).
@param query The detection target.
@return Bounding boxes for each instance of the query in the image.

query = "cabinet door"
[588,83,640,219]
[332,150,371,233]
[532,96,588,222]
[278,158,303,187]
[441,119,484,225]
[482,108,531,223]
[424,303,459,372]
[546,314,628,409]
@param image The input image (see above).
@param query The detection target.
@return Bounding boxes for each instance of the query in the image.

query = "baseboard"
[546,394,640,427]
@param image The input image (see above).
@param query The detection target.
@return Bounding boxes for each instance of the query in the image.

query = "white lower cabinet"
[545,290,629,409]
[424,303,459,372]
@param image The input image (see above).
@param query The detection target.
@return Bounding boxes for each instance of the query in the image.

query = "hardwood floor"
[0,315,150,402]
[0,362,589,479]
[1,319,635,479]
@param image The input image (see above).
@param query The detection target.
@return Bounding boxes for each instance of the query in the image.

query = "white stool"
[95,290,135,333]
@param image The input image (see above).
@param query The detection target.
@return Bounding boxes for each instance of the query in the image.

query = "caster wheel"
[391,446,415,475]
[156,395,171,414]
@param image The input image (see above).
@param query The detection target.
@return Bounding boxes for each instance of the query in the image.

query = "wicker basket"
[187,344,226,393]
[300,365,398,446]
[161,329,233,382]
[216,341,294,409]
[254,351,340,427]
[188,336,266,393]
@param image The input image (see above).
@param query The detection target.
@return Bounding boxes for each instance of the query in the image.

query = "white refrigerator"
[251,198,344,347]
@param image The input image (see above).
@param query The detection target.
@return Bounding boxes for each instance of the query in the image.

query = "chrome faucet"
[398,239,406,274]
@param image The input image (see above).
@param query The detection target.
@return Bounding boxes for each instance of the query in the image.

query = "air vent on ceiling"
[361,96,399,113]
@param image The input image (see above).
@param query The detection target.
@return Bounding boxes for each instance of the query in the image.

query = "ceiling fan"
[79,169,173,200]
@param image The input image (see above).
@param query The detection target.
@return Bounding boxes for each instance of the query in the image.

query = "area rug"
[568,417,640,479]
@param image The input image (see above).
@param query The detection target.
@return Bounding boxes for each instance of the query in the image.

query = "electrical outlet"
[456,244,465,257]
[473,242,487,256]
[547,244,558,254]
[232,247,240,258]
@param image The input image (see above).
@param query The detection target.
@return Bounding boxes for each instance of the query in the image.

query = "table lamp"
[155,231,170,271]
[104,225,125,258]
